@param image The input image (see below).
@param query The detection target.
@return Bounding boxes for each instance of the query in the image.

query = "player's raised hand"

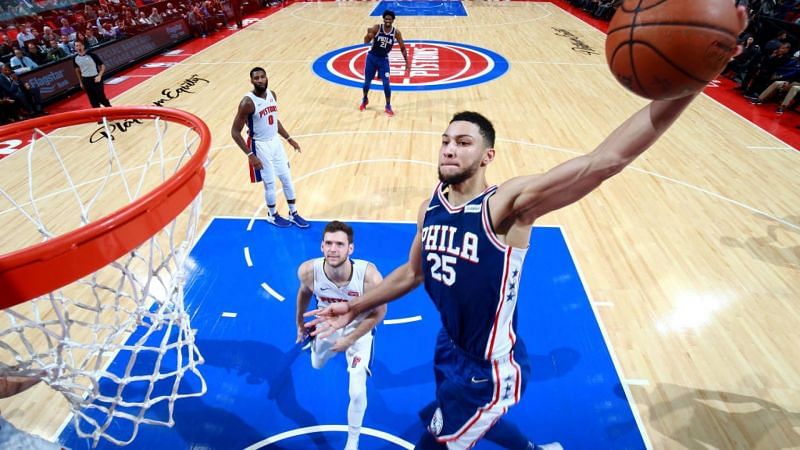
[303,302,354,338]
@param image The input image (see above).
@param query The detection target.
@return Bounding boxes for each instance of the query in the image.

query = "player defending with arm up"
[296,221,386,450]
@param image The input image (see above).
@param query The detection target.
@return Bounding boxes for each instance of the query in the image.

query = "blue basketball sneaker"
[266,212,292,228]
[290,211,309,228]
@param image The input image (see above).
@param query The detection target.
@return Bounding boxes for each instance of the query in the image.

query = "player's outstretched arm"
[305,202,426,336]
[492,93,698,227]
[491,6,748,229]
[295,261,314,343]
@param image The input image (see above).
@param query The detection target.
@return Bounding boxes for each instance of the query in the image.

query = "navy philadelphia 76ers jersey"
[369,25,396,58]
[421,182,528,361]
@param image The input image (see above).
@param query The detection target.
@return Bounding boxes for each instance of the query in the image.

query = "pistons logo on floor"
[313,40,509,91]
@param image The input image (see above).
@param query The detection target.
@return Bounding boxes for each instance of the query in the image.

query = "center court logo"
[313,40,509,91]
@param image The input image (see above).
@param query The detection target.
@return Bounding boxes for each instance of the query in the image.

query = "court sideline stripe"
[560,227,654,450]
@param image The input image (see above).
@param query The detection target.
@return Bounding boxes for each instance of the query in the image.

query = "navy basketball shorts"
[364,53,391,85]
[426,330,531,449]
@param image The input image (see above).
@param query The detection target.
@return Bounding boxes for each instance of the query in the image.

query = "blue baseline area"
[59,219,645,450]
[371,1,468,17]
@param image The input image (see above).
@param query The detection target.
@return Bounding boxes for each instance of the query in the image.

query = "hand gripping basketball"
[606,1,749,100]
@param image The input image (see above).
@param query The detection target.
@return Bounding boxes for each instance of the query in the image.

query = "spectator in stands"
[84,29,100,47]
[40,26,58,46]
[759,0,778,17]
[99,23,116,41]
[113,19,129,38]
[593,0,620,20]
[0,35,14,59]
[753,79,800,113]
[187,5,208,38]
[726,34,760,83]
[73,15,89,34]
[25,42,48,66]
[752,48,800,105]
[742,42,792,96]
[16,27,35,48]
[29,15,46,33]
[84,4,98,21]
[10,48,38,73]
[164,3,180,19]
[122,10,138,29]
[136,10,153,27]
[149,7,164,26]
[59,18,76,38]
[0,94,22,125]
[58,35,74,55]
[764,30,789,56]
[0,63,44,116]
[45,39,67,61]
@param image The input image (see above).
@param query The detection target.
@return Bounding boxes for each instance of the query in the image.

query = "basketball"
[606,0,740,100]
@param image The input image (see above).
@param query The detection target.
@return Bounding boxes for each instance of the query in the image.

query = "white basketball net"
[0,114,207,446]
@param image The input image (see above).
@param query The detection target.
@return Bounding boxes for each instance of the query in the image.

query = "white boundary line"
[243,424,414,449]
[560,226,653,450]
[384,315,423,325]
[261,282,285,302]
[244,247,253,267]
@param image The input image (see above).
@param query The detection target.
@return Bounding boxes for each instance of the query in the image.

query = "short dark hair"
[450,111,496,147]
[323,220,354,244]
[382,10,396,19]
[249,66,266,78]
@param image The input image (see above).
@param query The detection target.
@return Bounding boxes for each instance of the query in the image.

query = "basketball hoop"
[0,107,210,445]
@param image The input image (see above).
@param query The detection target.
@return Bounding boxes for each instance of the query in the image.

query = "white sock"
[345,369,367,450]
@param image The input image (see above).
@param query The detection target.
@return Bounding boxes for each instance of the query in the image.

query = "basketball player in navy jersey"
[296,221,386,450]
[309,8,748,449]
[360,10,408,117]
[231,67,308,228]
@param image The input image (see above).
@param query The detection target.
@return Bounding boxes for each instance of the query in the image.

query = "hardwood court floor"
[2,2,799,448]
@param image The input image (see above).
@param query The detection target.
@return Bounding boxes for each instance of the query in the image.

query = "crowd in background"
[0,0,257,123]
[566,0,800,116]
[729,1,800,115]
[1,0,799,124]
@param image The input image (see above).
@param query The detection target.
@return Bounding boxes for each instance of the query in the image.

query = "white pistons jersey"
[245,90,279,141]
[313,258,369,324]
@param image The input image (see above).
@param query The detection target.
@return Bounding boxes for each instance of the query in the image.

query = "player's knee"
[348,369,367,403]
[311,354,327,370]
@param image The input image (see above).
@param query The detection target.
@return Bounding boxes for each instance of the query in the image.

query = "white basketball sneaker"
[533,443,564,450]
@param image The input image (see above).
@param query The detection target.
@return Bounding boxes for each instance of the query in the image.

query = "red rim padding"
[0,107,211,308]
